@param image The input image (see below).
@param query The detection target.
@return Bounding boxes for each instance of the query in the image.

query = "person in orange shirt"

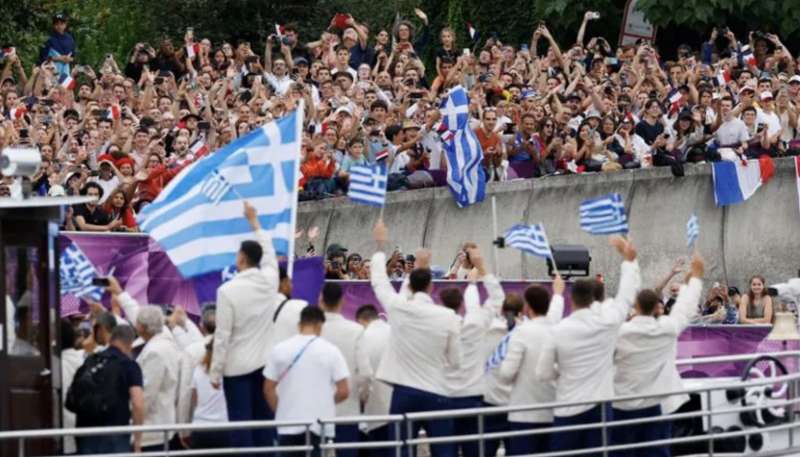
[300,140,339,196]
[474,109,506,181]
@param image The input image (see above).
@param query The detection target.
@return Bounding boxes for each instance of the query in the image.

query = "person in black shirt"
[75,325,144,454]
[73,182,119,231]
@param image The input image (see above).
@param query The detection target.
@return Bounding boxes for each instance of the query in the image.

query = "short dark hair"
[593,280,605,302]
[300,306,326,325]
[636,289,660,315]
[60,319,77,349]
[524,285,551,316]
[279,266,288,282]
[321,282,343,309]
[239,240,263,267]
[409,268,432,293]
[200,303,216,334]
[110,324,137,345]
[502,293,524,316]
[571,280,595,308]
[81,182,104,199]
[355,304,379,322]
[370,100,389,112]
[94,311,117,333]
[439,288,463,312]
[742,106,757,116]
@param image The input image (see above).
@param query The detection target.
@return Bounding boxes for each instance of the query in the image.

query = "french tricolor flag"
[667,89,684,114]
[741,45,757,67]
[59,73,76,90]
[712,156,775,206]
[466,22,477,42]
[716,69,732,87]
[275,24,285,38]
[375,148,389,162]
[105,104,121,121]
[9,106,26,120]
[186,43,200,59]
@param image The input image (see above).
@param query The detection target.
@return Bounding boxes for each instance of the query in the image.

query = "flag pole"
[287,101,305,279]
[492,196,500,275]
[540,221,559,277]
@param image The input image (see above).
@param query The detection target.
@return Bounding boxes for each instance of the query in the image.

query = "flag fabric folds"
[579,193,629,235]
[504,224,553,259]
[440,86,486,208]
[348,164,388,207]
[686,214,699,249]
[711,157,774,206]
[795,156,800,217]
[60,244,103,301]
[138,107,303,278]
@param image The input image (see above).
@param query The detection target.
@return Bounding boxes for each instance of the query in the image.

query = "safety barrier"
[2,351,800,457]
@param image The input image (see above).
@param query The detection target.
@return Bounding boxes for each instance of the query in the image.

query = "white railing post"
[17,437,24,457]
[306,424,312,457]
[406,417,414,457]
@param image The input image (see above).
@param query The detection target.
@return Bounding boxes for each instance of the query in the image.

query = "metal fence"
[2,351,800,457]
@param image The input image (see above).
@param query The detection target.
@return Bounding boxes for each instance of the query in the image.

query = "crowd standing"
[3,12,800,226]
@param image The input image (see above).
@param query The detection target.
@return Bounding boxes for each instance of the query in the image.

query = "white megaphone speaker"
[1,147,41,178]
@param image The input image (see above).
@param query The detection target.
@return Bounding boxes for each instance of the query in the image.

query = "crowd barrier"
[2,351,800,457]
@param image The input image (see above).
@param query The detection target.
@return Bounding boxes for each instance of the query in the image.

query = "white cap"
[789,75,800,84]
[760,91,774,101]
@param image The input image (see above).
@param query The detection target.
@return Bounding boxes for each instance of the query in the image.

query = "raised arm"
[602,236,641,326]
[108,276,140,324]
[546,272,565,324]
[244,201,279,288]
[654,257,684,298]
[665,251,704,333]
[370,220,404,313]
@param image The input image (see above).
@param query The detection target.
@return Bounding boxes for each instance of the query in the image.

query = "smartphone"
[409,92,423,101]
[604,57,618,66]
[91,277,110,287]
[462,48,471,57]
[756,123,765,134]
[198,120,211,130]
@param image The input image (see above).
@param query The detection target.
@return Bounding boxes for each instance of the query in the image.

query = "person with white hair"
[135,305,192,452]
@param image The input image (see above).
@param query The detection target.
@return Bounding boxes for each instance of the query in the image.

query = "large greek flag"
[137,108,303,278]
[60,244,103,301]
[440,86,486,208]
[579,193,629,235]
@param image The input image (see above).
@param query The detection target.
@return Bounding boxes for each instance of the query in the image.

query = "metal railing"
[2,351,800,457]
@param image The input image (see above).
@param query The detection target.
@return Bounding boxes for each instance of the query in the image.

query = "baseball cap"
[53,13,67,23]
[293,57,309,66]
[326,243,348,259]
[789,75,800,84]
[334,105,353,117]
[738,86,754,95]
[760,91,773,101]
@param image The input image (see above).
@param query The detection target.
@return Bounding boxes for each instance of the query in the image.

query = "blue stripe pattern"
[504,224,553,259]
[686,214,700,249]
[579,193,629,235]
[60,244,103,301]
[137,110,301,278]
[348,164,387,207]
[441,86,486,208]
[711,161,744,206]
[485,332,513,372]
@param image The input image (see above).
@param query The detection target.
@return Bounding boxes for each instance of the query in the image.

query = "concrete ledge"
[298,157,800,289]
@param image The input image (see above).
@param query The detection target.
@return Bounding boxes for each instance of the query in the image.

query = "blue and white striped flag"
[687,214,700,249]
[138,107,303,278]
[60,244,103,301]
[504,224,553,259]
[440,86,486,208]
[579,193,629,235]
[485,332,513,372]
[348,164,387,207]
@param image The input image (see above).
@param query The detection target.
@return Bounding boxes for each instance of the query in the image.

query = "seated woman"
[300,139,339,196]
[738,276,774,325]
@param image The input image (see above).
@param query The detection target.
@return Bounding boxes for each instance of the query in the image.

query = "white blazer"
[361,319,393,431]
[613,277,702,413]
[265,294,309,356]
[210,229,280,383]
[322,312,373,416]
[536,260,641,417]
[371,251,462,397]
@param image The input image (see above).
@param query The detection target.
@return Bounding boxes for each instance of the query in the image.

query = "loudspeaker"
[546,244,591,278]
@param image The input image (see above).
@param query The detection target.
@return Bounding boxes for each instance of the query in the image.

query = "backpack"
[65,351,124,421]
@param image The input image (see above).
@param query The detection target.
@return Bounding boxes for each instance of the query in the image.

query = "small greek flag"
[199,170,232,205]
[504,224,553,259]
[485,332,512,372]
[687,214,699,249]
[579,193,629,235]
[348,164,387,207]
[60,244,103,301]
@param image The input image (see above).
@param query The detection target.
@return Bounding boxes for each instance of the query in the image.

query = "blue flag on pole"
[687,214,699,249]
[440,86,486,208]
[579,193,629,235]
[348,164,388,207]
[504,224,553,259]
[138,108,303,278]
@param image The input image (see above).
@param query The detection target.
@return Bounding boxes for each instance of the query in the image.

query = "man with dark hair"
[92,312,119,349]
[355,303,393,452]
[537,236,640,457]
[210,202,281,450]
[267,267,309,356]
[611,252,704,456]
[498,275,565,455]
[370,219,461,457]
[445,246,505,457]
[319,282,371,456]
[263,306,350,457]
[73,182,117,231]
[39,12,76,77]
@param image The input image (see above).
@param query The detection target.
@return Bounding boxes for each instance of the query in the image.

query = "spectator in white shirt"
[370,220,461,457]
[536,236,640,457]
[319,282,372,457]
[190,339,231,454]
[266,267,309,356]
[498,276,565,455]
[443,247,504,457]
[713,96,750,161]
[135,305,192,452]
[611,252,704,457]
[210,202,281,450]
[263,306,350,457]
[355,304,393,455]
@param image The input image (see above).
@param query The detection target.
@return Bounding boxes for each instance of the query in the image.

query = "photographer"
[325,244,349,280]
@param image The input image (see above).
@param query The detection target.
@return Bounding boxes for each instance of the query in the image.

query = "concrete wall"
[297,158,800,290]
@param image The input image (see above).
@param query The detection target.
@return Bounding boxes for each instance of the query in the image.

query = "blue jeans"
[507,421,550,455]
[551,404,613,457]
[367,424,392,457]
[481,402,511,457]
[448,396,484,457]
[388,384,455,457]
[611,405,671,457]
[77,434,130,454]
[223,368,275,455]
[334,424,360,457]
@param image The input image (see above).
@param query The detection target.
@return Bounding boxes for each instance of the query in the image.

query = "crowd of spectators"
[3,12,800,231]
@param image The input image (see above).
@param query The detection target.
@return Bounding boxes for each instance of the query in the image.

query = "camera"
[753,31,769,41]
[91,277,110,287]
[331,260,341,270]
